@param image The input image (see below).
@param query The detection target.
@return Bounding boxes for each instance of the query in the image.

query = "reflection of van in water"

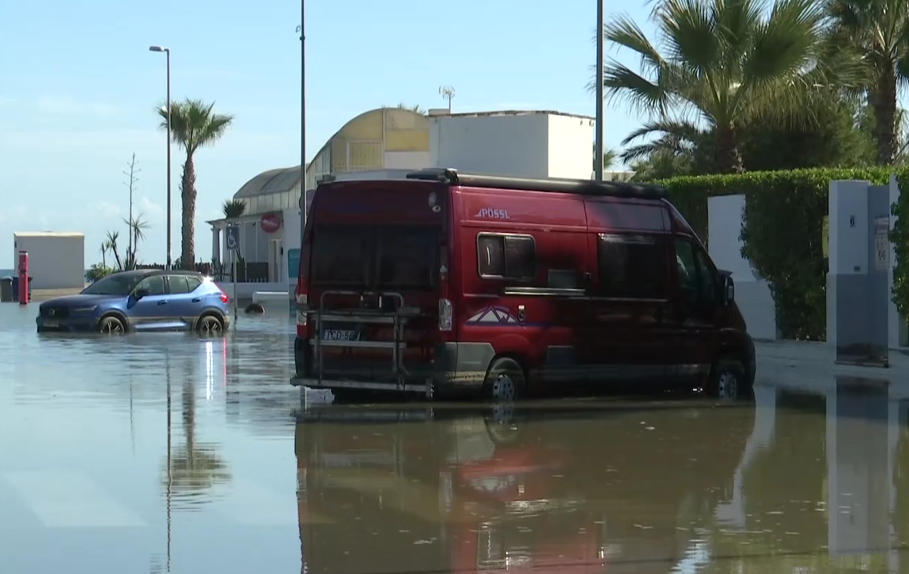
[291,168,756,400]
[294,402,755,574]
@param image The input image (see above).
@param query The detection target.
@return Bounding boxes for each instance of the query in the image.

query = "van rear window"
[597,234,667,298]
[311,225,438,290]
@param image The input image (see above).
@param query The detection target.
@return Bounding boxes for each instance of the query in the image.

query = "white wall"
[430,113,550,178]
[12,233,85,289]
[383,151,430,169]
[547,114,595,179]
[707,195,777,340]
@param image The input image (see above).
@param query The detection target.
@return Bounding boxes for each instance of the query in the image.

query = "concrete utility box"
[429,110,594,180]
[12,232,85,290]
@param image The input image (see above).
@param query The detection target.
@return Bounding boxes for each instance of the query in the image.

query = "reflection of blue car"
[36,269,232,335]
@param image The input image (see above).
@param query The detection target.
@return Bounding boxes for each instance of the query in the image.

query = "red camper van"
[290,168,756,401]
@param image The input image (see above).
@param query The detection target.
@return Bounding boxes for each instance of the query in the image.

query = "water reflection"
[293,380,909,574]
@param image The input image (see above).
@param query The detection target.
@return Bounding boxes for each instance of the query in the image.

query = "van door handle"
[192,298,201,303]
[157,300,168,306]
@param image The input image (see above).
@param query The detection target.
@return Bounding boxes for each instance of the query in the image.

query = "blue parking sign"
[226,226,240,251]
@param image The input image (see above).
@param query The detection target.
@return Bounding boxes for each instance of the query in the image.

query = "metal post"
[166,49,173,270]
[232,249,239,323]
[299,2,306,245]
[594,0,605,182]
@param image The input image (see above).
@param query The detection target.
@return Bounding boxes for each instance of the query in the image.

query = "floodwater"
[1,303,909,574]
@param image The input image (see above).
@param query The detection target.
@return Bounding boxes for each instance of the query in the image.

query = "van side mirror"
[134,288,150,299]
[722,275,734,306]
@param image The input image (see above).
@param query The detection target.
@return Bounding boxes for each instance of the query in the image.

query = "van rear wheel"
[483,357,526,403]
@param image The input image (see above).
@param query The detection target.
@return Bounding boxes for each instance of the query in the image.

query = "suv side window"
[135,275,166,296]
[168,275,202,294]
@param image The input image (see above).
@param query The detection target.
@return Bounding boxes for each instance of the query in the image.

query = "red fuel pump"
[18,250,28,305]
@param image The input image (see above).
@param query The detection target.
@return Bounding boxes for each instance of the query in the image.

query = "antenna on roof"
[439,86,455,113]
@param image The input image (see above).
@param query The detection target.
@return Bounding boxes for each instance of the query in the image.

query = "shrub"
[85,264,114,283]
[892,170,909,318]
[659,168,893,340]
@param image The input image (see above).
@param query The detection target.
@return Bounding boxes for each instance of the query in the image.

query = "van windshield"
[311,225,439,291]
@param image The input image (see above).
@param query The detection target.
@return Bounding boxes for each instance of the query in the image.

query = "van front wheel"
[708,359,751,400]
[483,357,526,403]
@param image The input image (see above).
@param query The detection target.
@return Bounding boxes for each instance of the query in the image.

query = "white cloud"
[136,196,165,221]
[92,201,122,219]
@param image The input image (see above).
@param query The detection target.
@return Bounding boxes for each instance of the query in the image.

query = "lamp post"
[594,0,605,182]
[149,45,172,270]
[297,2,306,245]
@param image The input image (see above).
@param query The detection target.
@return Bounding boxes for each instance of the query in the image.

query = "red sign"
[261,212,282,234]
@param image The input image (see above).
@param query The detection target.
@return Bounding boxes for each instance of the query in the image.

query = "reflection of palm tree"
[161,359,231,508]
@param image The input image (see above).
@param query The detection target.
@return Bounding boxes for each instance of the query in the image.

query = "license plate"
[43,320,59,328]
[322,329,358,341]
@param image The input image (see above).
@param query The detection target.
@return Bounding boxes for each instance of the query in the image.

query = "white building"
[207,107,600,298]
[12,232,85,289]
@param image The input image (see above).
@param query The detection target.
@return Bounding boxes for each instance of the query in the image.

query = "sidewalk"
[756,339,909,394]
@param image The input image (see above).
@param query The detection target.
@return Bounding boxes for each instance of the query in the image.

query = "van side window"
[675,239,699,303]
[694,248,717,304]
[477,234,535,280]
[597,234,667,298]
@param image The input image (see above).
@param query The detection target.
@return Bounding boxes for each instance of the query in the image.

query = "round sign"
[261,213,281,234]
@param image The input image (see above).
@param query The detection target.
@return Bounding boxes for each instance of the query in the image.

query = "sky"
[0,0,655,268]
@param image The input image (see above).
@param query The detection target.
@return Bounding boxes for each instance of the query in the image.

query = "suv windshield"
[81,273,144,296]
[311,225,438,290]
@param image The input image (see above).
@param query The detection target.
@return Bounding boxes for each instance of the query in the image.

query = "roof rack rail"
[406,167,667,200]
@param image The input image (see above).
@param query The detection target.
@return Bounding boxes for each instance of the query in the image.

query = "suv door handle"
[192,298,201,303]
[157,300,168,305]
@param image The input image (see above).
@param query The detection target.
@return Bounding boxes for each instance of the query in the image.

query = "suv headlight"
[73,306,97,314]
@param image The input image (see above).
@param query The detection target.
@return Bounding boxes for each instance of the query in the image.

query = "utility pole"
[123,153,140,269]
[594,0,605,182]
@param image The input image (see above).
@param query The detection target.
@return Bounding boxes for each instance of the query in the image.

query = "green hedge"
[658,168,895,341]
[893,172,909,318]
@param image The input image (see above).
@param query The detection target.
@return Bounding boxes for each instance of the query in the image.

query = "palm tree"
[123,213,150,270]
[100,242,108,268]
[221,198,246,219]
[157,99,234,269]
[595,0,859,173]
[826,0,909,165]
[105,230,122,271]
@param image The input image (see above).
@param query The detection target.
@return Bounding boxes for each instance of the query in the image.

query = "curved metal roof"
[232,166,303,199]
[232,107,427,199]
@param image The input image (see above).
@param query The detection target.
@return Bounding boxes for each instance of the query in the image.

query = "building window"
[597,233,667,298]
[477,234,535,280]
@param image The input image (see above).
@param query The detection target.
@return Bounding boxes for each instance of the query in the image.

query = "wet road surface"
[2,303,909,573]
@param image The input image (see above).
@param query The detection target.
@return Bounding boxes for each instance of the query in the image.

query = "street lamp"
[594,0,605,182]
[149,45,173,270]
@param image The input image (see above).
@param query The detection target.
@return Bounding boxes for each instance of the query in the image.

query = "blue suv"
[36,269,232,334]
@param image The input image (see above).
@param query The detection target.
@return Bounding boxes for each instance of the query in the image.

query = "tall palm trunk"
[871,64,898,165]
[715,124,744,174]
[181,156,197,270]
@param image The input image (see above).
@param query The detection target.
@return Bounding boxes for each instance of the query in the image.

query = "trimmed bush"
[659,168,894,341]
[893,171,909,318]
